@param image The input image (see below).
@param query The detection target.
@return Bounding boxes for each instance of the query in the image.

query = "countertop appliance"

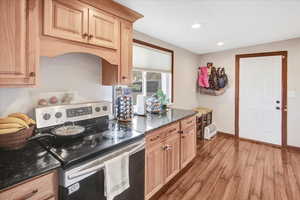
[34,102,145,200]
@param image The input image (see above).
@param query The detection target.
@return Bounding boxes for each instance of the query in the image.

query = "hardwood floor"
[158,134,300,200]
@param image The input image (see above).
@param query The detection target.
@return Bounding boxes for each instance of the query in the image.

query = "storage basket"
[0,126,35,150]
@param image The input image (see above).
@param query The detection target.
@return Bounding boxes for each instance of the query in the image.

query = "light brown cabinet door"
[88,8,120,49]
[145,142,164,199]
[180,126,197,169]
[44,0,89,43]
[119,21,133,85]
[163,134,180,183]
[0,0,37,86]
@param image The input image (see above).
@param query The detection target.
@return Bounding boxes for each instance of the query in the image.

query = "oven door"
[60,141,145,200]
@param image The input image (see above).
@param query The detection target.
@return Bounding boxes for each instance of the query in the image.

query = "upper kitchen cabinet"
[43,0,89,43]
[0,0,142,87]
[0,0,39,87]
[44,0,120,49]
[88,8,120,49]
[41,0,142,86]
[102,20,133,85]
[120,20,133,85]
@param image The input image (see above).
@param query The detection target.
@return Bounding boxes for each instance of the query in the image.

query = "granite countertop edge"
[132,108,198,134]
[0,163,61,191]
[144,111,197,134]
[0,141,61,191]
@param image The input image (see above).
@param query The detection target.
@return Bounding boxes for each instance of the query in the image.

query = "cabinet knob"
[88,34,94,39]
[122,76,127,80]
[29,72,35,77]
[82,33,89,38]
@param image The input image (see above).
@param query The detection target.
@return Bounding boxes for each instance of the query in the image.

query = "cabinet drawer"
[146,129,164,147]
[164,122,180,138]
[0,171,58,200]
[181,115,196,130]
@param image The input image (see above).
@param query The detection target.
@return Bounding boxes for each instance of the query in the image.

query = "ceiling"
[115,0,300,54]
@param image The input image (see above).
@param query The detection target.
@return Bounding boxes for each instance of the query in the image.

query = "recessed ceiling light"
[192,23,201,29]
[217,42,224,46]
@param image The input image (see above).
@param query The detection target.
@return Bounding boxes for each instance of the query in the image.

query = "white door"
[239,56,282,145]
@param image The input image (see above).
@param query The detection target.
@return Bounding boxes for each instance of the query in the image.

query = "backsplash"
[0,53,113,117]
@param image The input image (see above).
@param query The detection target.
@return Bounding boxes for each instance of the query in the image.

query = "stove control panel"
[66,106,93,118]
[35,101,112,129]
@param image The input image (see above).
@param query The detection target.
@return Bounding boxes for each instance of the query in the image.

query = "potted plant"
[156,89,169,111]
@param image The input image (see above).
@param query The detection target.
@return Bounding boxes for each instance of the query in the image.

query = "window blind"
[133,43,172,73]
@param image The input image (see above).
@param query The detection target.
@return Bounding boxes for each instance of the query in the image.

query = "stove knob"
[102,106,108,111]
[95,107,101,112]
[55,112,62,118]
[43,113,51,120]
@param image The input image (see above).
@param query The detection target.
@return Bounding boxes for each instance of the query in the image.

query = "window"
[131,40,173,105]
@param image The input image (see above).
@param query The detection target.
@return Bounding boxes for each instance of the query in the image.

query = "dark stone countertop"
[0,141,61,191]
[132,108,197,133]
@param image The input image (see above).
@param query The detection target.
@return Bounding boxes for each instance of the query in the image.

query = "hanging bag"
[217,68,228,88]
[209,67,219,90]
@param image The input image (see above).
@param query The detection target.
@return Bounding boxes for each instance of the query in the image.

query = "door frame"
[235,51,288,147]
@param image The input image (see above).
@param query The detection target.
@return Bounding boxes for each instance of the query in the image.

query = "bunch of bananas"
[0,113,36,134]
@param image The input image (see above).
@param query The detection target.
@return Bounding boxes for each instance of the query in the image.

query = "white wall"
[134,31,200,109]
[198,38,300,147]
[0,53,112,117]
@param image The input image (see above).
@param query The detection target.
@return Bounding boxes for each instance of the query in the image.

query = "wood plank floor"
[158,134,300,200]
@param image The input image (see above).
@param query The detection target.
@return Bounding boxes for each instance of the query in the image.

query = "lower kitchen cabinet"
[145,140,164,199]
[145,115,196,200]
[0,171,58,200]
[180,125,197,169]
[163,133,180,183]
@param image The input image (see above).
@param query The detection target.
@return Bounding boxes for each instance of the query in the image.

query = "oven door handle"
[68,140,145,180]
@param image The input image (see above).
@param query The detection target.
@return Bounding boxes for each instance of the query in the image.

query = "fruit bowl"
[0,126,35,150]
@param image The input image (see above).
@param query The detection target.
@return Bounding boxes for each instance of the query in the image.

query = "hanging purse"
[217,68,226,88]
[209,67,219,90]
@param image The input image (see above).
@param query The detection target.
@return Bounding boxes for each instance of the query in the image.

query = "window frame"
[133,39,174,102]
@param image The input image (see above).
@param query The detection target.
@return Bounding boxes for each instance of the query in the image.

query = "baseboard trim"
[239,136,282,148]
[287,145,300,152]
[217,131,282,148]
[217,131,235,137]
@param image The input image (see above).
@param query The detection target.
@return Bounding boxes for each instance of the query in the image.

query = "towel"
[104,152,130,200]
